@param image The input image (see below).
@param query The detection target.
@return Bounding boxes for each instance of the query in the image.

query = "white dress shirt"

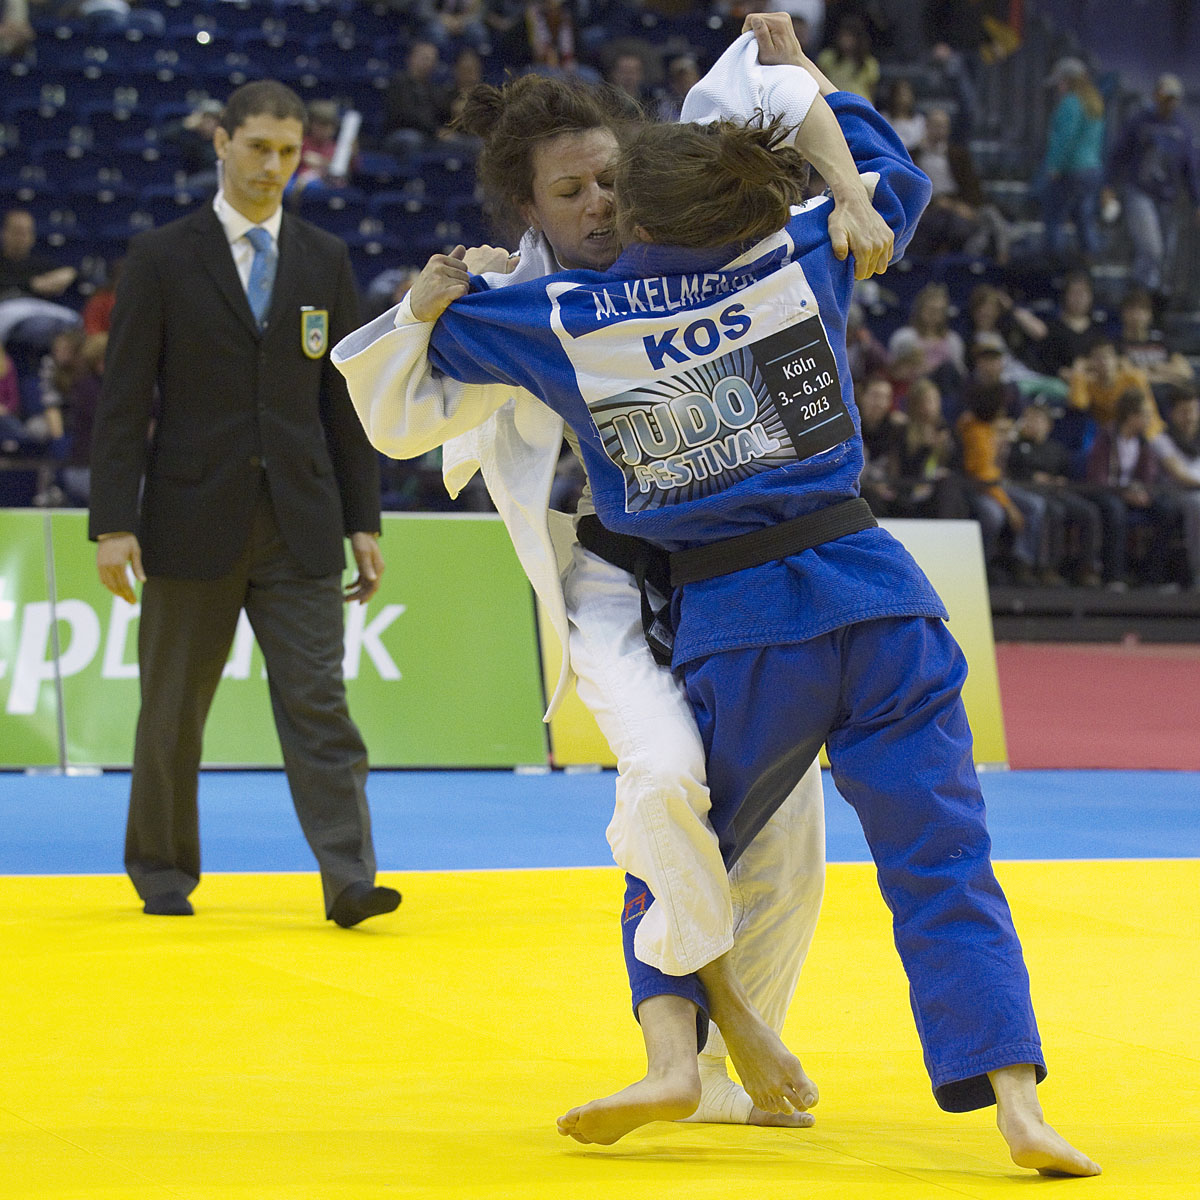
[213,191,282,294]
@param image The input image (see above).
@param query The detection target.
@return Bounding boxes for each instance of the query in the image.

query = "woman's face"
[910,387,941,423]
[523,128,619,271]
[915,289,948,330]
[1064,278,1093,315]
[973,292,1001,327]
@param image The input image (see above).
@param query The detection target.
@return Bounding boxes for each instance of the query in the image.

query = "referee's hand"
[96,533,145,605]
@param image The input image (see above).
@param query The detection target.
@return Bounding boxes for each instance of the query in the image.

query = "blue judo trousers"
[620,613,1045,1113]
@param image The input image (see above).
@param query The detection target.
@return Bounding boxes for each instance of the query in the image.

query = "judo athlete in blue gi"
[335,43,1100,1176]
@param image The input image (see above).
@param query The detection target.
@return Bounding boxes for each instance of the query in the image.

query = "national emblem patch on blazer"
[301,307,329,359]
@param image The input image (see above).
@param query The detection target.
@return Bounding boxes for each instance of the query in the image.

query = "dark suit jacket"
[89,205,380,579]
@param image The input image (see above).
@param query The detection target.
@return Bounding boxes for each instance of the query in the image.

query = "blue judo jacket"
[423,92,945,665]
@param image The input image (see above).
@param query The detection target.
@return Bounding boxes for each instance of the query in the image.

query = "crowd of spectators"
[2,0,1199,591]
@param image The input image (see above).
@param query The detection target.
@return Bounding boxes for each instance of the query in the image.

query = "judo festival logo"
[590,345,795,512]
[589,316,853,512]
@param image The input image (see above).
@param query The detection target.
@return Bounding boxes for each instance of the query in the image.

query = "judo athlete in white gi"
[334,27,1101,1177]
[382,18,892,1129]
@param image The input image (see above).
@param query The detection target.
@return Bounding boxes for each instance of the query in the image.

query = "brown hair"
[613,118,809,249]
[1114,388,1147,427]
[1069,73,1105,121]
[454,75,640,243]
[219,80,307,136]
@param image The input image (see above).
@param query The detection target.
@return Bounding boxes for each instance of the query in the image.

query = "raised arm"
[685,14,895,279]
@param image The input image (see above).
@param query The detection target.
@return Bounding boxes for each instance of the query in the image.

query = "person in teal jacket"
[1040,56,1107,264]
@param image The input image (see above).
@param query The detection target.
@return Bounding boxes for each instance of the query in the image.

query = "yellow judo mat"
[2,859,1196,1199]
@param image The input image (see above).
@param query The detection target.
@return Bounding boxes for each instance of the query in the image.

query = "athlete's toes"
[748,1105,815,1128]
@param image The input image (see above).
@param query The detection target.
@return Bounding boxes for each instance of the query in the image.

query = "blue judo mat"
[0,768,1196,876]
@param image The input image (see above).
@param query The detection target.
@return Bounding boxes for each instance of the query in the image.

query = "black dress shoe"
[143,891,194,916]
[330,882,401,928]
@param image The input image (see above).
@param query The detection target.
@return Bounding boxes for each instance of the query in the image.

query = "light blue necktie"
[243,226,276,329]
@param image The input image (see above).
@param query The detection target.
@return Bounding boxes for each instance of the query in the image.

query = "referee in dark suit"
[89,81,400,928]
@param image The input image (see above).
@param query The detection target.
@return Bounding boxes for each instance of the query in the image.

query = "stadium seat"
[134,183,208,228]
[367,192,449,245]
[294,184,368,237]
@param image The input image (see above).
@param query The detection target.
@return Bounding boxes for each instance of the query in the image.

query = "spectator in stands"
[604,44,653,107]
[655,54,701,124]
[922,37,981,140]
[159,98,222,192]
[1084,387,1183,588]
[447,46,486,127]
[32,326,85,446]
[1039,56,1106,267]
[0,209,80,350]
[423,0,491,54]
[857,373,904,515]
[966,283,1066,406]
[1105,72,1200,311]
[884,331,932,412]
[908,105,1012,262]
[888,281,968,405]
[0,345,21,450]
[844,298,891,384]
[292,100,359,194]
[0,0,33,55]
[876,76,925,152]
[54,331,105,506]
[922,0,1017,69]
[1116,284,1195,399]
[1149,384,1200,589]
[892,376,971,519]
[1009,400,1104,587]
[82,258,122,335]
[957,365,1049,586]
[961,330,1023,421]
[500,1,588,79]
[383,40,454,159]
[816,13,879,102]
[1034,269,1105,379]
[1068,335,1162,438]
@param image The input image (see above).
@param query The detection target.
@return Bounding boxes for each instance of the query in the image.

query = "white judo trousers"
[563,542,826,1062]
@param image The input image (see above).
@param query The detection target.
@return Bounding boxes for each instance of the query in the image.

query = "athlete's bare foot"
[681,1054,815,1127]
[558,1069,701,1144]
[697,955,817,1116]
[990,1065,1100,1177]
[557,994,702,1145]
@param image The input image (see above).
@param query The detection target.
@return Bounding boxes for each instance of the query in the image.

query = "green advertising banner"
[0,510,548,769]
[0,510,59,767]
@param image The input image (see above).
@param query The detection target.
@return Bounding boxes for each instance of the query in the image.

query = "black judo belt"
[669,497,877,586]
[575,497,876,667]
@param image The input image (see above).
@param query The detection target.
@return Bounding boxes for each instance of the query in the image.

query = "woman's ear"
[521,203,542,233]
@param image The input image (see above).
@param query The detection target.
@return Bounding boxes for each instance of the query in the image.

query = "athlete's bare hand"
[744,12,807,68]
[828,188,894,279]
[463,244,520,275]
[408,245,471,322]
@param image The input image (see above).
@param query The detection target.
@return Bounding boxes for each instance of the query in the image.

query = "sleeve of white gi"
[331,294,511,460]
